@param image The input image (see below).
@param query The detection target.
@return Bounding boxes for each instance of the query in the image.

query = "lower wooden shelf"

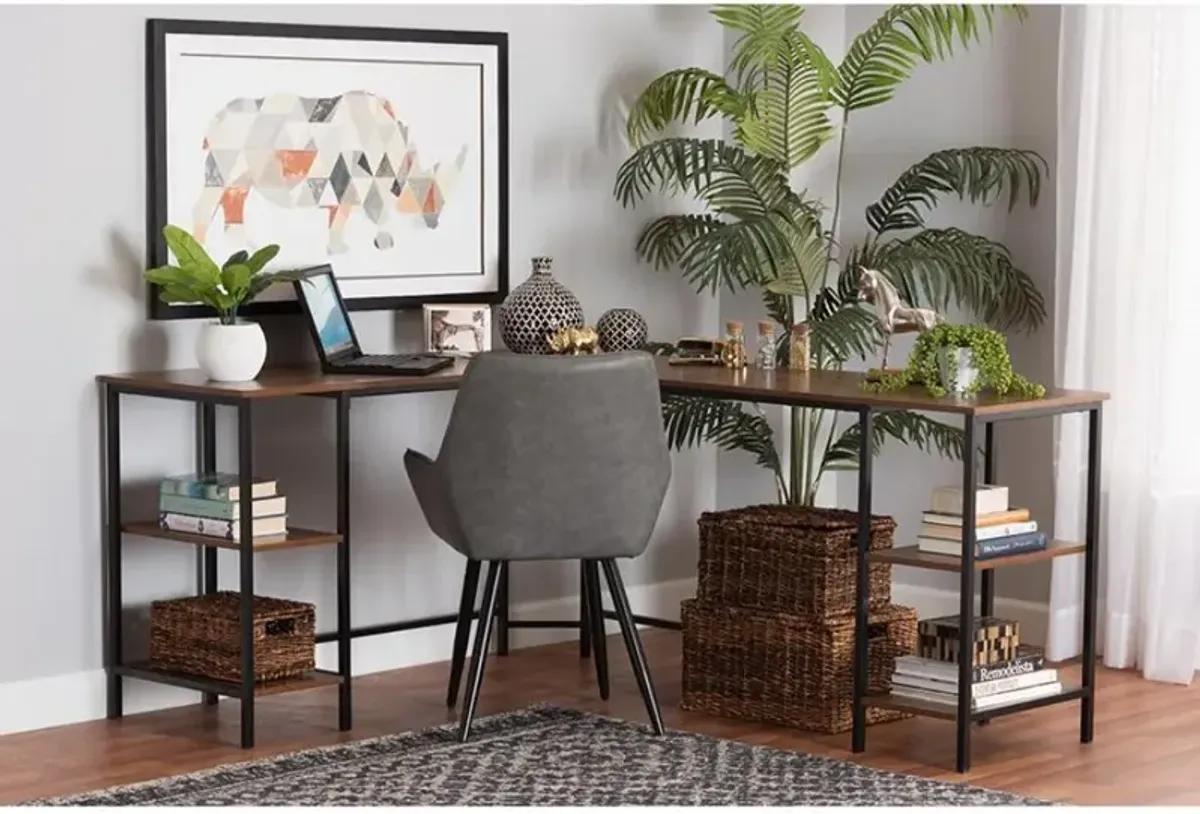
[863,681,1087,721]
[116,662,343,698]
[122,521,342,551]
[870,539,1086,572]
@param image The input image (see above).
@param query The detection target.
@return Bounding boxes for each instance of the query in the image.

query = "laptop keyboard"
[333,354,436,367]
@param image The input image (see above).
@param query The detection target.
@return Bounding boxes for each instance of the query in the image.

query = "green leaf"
[712,4,806,91]
[144,264,191,287]
[162,224,219,282]
[661,393,783,481]
[762,212,829,299]
[823,410,966,471]
[244,266,317,303]
[625,68,746,147]
[867,147,1048,234]
[221,263,253,303]
[808,301,882,365]
[871,227,1046,331]
[223,250,250,270]
[832,5,1025,111]
[245,244,281,274]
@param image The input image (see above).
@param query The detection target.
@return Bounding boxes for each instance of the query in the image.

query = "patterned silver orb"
[596,307,648,353]
[497,257,586,354]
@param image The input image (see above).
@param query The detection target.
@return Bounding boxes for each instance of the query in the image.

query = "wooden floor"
[0,631,1194,805]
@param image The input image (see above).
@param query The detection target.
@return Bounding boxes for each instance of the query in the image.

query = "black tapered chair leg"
[459,560,503,743]
[579,561,592,659]
[583,560,609,700]
[446,559,482,708]
[601,558,664,735]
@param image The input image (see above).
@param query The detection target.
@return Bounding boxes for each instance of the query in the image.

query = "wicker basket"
[680,598,917,734]
[149,592,315,683]
[697,505,896,618]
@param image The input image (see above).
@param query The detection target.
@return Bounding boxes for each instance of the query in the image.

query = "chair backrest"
[437,351,671,561]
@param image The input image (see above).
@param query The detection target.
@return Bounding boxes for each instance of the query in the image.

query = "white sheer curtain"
[1048,5,1200,683]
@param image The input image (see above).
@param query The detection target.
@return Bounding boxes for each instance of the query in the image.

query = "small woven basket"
[697,505,896,618]
[149,592,315,683]
[681,599,917,734]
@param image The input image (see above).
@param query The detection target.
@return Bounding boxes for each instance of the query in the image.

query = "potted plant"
[145,225,312,382]
[615,4,1048,505]
[866,323,1046,399]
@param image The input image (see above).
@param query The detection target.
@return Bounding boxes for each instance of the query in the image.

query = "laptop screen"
[297,272,356,358]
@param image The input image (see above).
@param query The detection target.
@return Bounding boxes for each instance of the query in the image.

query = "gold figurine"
[547,326,600,355]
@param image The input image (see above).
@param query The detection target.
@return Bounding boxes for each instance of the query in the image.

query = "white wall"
[0,3,722,732]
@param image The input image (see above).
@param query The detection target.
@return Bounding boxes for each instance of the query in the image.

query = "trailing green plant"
[144,225,312,325]
[615,3,1048,506]
[865,323,1045,399]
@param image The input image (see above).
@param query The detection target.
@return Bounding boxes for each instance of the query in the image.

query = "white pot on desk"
[197,320,267,382]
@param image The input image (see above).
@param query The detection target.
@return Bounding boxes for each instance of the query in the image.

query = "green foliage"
[865,323,1046,399]
[145,226,311,324]
[615,4,1046,505]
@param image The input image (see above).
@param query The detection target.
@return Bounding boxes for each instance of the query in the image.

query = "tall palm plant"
[615,4,1048,506]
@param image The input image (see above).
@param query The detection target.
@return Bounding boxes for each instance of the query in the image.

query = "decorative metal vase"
[596,307,648,353]
[937,347,979,396]
[497,257,586,354]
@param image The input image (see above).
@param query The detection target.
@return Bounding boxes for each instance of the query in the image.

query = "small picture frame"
[424,304,492,355]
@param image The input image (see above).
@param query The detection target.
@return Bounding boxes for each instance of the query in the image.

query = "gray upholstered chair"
[404,351,672,741]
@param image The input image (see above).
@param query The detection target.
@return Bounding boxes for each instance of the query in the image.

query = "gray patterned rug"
[34,706,1046,806]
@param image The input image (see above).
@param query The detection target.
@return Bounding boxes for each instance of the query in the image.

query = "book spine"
[160,479,236,501]
[158,511,235,540]
[159,494,239,520]
[973,652,1045,682]
[977,531,1047,559]
[972,670,1057,699]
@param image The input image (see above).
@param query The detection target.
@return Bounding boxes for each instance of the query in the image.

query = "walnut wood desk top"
[98,357,1108,417]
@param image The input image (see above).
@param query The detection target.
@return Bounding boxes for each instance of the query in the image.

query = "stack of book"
[917,484,1048,560]
[157,473,287,542]
[892,614,1061,711]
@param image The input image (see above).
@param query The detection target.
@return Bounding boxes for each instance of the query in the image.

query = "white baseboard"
[0,577,696,738]
[891,581,1051,648]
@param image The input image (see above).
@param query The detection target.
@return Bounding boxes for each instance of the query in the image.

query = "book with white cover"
[892,668,1059,699]
[919,520,1038,542]
[891,681,1063,710]
[929,484,1009,516]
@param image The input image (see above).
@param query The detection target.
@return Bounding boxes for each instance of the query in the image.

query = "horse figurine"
[857,267,942,371]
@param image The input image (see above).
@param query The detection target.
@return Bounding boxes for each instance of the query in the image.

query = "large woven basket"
[680,598,917,734]
[697,505,896,618]
[149,592,315,684]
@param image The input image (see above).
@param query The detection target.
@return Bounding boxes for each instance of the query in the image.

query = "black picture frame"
[145,18,509,320]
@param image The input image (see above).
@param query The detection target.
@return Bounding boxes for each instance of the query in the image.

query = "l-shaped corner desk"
[96,356,1107,772]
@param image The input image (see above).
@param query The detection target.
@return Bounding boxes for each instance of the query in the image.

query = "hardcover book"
[160,473,278,502]
[158,494,287,521]
[928,484,1010,517]
[158,511,287,540]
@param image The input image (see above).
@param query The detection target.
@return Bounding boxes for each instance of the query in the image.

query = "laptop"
[294,266,455,376]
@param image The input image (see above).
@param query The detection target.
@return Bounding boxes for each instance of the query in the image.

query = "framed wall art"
[146,19,509,319]
[423,304,492,356]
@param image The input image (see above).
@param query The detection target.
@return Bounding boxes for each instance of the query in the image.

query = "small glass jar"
[789,323,811,371]
[756,320,776,370]
[721,320,747,369]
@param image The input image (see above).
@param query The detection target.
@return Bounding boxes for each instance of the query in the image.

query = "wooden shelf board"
[117,662,343,697]
[864,681,1085,721]
[870,540,1086,572]
[122,522,341,551]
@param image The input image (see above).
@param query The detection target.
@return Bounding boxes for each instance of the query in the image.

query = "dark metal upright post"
[103,385,123,719]
[335,394,353,731]
[956,416,979,773]
[851,407,874,753]
[579,561,591,659]
[496,562,510,656]
[980,422,995,618]
[237,402,255,749]
[1081,406,1102,743]
[198,401,219,706]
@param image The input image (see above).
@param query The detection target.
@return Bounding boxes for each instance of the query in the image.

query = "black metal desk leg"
[199,402,219,706]
[579,561,591,659]
[980,422,995,618]
[496,562,510,656]
[336,394,353,731]
[103,385,123,719]
[1081,406,1102,743]
[851,407,874,753]
[956,416,979,773]
[238,402,256,749]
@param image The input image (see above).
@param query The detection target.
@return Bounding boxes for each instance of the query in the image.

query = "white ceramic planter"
[937,346,978,396]
[197,321,267,383]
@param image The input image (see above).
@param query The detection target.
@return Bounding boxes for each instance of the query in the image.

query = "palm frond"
[762,211,829,300]
[832,5,1025,112]
[867,147,1048,234]
[625,68,747,148]
[661,393,783,480]
[874,227,1046,331]
[638,214,792,294]
[823,410,965,471]
[808,301,881,366]
[711,4,807,91]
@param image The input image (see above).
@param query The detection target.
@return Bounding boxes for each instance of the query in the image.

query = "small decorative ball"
[596,307,648,353]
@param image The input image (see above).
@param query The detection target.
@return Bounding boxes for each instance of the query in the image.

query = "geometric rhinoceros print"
[191,90,468,256]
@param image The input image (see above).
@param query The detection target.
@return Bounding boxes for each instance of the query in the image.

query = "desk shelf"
[871,540,1086,572]
[864,681,1087,722]
[116,662,343,698]
[123,521,342,551]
